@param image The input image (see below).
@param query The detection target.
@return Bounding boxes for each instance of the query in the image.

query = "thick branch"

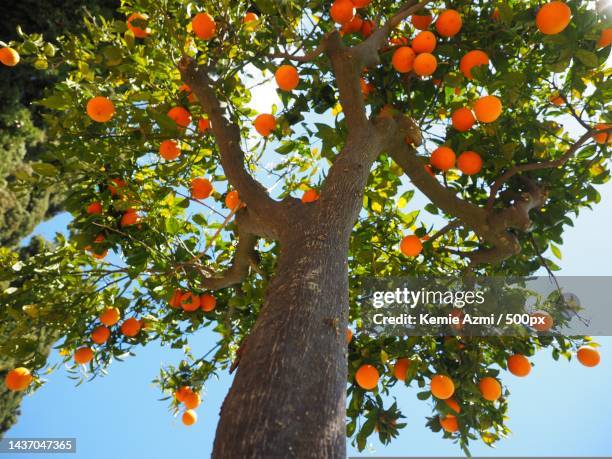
[178,56,281,222]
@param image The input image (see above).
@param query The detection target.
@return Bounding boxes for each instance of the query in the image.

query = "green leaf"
[31,163,59,177]
[575,50,598,68]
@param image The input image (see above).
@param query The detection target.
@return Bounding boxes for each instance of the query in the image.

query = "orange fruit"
[182,409,197,426]
[191,178,213,200]
[473,95,502,123]
[360,78,374,96]
[492,8,501,21]
[200,294,216,312]
[412,13,433,30]
[169,290,184,308]
[342,15,364,34]
[393,358,410,381]
[451,108,475,132]
[243,12,258,31]
[457,151,482,175]
[352,0,371,7]
[301,189,320,203]
[108,178,126,196]
[479,376,502,401]
[86,202,103,215]
[412,31,437,54]
[355,364,379,390]
[127,13,150,38]
[459,50,489,79]
[360,20,375,38]
[99,307,120,326]
[400,235,423,257]
[275,65,299,91]
[74,346,94,365]
[536,2,571,35]
[531,310,553,332]
[93,234,105,244]
[346,328,353,344]
[550,94,564,106]
[430,374,455,400]
[120,209,139,227]
[5,368,33,391]
[253,114,276,136]
[444,398,461,413]
[192,12,216,40]
[183,391,201,409]
[594,124,612,145]
[507,354,531,377]
[0,47,20,66]
[431,146,456,171]
[167,106,191,128]
[175,386,192,402]
[181,292,201,312]
[159,140,180,160]
[86,96,115,123]
[413,53,437,76]
[577,346,600,367]
[598,28,612,48]
[330,0,355,24]
[121,317,141,337]
[436,10,462,37]
[91,326,110,345]
[225,190,241,210]
[392,47,416,73]
[198,118,211,133]
[440,415,458,432]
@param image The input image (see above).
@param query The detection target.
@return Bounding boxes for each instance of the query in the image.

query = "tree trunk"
[212,225,350,458]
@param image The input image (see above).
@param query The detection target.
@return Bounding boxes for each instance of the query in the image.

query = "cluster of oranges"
[169,289,217,313]
[175,385,202,426]
[353,344,600,433]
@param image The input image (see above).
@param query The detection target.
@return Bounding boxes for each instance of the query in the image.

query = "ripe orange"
[412,13,433,30]
[479,376,502,401]
[549,93,564,106]
[167,106,191,128]
[412,31,437,54]
[99,307,120,326]
[360,20,375,38]
[243,12,259,31]
[121,317,141,337]
[108,178,127,196]
[360,78,374,96]
[431,146,456,171]
[175,386,192,402]
[159,140,180,160]
[436,10,462,37]
[342,15,364,34]
[225,190,241,210]
[346,328,353,344]
[200,294,216,312]
[253,114,276,137]
[5,368,33,391]
[352,0,371,7]
[120,209,139,227]
[86,202,103,215]
[355,364,379,390]
[507,354,531,377]
[275,65,299,91]
[536,2,571,35]
[127,13,150,38]
[0,47,20,66]
[531,310,553,332]
[444,398,461,413]
[169,290,184,308]
[393,358,410,381]
[440,415,458,432]
[459,50,489,79]
[183,390,201,409]
[577,346,600,367]
[473,95,502,123]
[182,409,198,426]
[301,189,320,203]
[74,347,94,365]
[451,108,475,132]
[400,235,423,257]
[392,47,416,73]
[86,96,115,123]
[330,0,355,24]
[457,151,482,175]
[91,326,111,345]
[594,123,611,145]
[181,292,201,312]
[598,28,612,48]
[430,374,455,400]
[192,12,216,40]
[198,118,211,133]
[413,53,437,76]
[191,178,213,200]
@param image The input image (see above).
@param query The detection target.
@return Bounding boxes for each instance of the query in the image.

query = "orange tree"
[1,0,611,456]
